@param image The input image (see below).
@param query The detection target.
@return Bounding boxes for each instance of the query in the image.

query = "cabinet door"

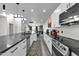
[10,46,20,56]
[12,39,26,56]
[17,39,26,56]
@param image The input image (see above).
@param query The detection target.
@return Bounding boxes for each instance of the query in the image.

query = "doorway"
[9,23,13,35]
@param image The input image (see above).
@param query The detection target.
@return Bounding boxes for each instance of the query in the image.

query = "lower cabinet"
[13,39,26,56]
[44,34,52,55]
[1,39,26,56]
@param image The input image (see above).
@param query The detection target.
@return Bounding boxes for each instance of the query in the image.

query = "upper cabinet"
[59,3,76,14]
[59,3,79,25]
[51,3,75,27]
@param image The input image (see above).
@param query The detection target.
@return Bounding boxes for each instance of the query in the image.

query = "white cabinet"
[44,33,52,55]
[17,39,26,56]
[10,46,20,56]
[1,39,26,56]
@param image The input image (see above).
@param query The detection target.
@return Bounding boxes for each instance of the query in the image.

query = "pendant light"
[3,4,5,11]
[22,9,25,20]
[1,4,7,16]
[14,3,21,18]
[22,9,25,23]
[16,3,19,17]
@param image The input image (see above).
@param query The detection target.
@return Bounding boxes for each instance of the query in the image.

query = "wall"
[0,15,8,51]
[0,15,8,36]
[13,18,22,33]
[56,24,79,41]
[7,14,22,34]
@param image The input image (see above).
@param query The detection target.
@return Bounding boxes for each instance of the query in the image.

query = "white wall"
[7,14,14,35]
[56,25,79,41]
[0,15,8,36]
[0,14,22,36]
[7,14,22,34]
[13,18,22,33]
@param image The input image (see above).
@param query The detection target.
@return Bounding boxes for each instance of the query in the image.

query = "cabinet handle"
[10,47,18,53]
[23,41,26,43]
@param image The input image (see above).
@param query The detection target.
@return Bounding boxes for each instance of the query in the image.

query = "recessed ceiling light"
[43,9,46,13]
[31,9,34,12]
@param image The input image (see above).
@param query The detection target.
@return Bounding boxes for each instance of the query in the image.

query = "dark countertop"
[58,35,79,56]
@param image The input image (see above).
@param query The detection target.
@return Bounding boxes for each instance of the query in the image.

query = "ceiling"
[0,3,60,25]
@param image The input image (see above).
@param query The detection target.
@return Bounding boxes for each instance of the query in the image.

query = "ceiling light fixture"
[1,4,7,16]
[22,9,25,20]
[3,4,5,11]
[16,3,19,17]
[43,9,46,13]
[14,3,24,18]
[22,9,26,23]
[31,9,34,12]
